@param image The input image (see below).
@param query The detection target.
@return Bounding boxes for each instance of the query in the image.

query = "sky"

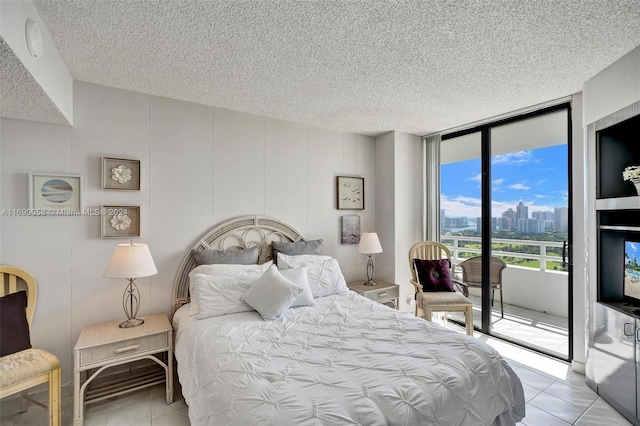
[441,144,568,219]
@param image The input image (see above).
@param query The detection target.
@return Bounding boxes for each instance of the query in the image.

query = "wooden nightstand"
[73,314,173,426]
[347,280,400,309]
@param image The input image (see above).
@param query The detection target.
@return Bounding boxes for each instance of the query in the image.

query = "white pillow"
[277,254,349,298]
[280,267,314,308]
[188,261,272,316]
[192,269,266,319]
[242,266,303,320]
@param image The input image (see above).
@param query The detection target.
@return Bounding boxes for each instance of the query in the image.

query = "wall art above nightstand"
[102,157,140,190]
[336,176,364,210]
[101,205,140,238]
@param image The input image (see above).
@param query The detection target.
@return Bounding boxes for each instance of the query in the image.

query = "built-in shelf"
[599,225,640,232]
[596,196,640,211]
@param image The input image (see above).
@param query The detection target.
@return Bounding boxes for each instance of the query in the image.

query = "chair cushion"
[420,291,472,306]
[414,259,455,292]
[0,291,31,357]
[0,348,59,388]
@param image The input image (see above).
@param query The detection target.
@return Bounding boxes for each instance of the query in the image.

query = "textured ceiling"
[0,39,69,125]
[24,1,640,135]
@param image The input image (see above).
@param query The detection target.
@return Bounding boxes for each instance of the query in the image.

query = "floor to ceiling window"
[437,103,572,360]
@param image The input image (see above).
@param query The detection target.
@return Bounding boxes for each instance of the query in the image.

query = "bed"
[172,216,525,425]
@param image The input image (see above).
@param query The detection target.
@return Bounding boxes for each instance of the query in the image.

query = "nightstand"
[347,280,400,309]
[73,314,173,426]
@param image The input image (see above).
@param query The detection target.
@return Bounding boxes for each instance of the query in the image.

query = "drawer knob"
[378,292,387,297]
[114,344,141,354]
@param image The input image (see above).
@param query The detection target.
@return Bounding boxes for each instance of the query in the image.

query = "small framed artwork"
[102,157,140,190]
[336,176,364,210]
[29,173,83,213]
[341,215,361,244]
[101,205,140,238]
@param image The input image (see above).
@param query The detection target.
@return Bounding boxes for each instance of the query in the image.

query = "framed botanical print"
[336,176,364,210]
[100,205,141,238]
[102,157,140,190]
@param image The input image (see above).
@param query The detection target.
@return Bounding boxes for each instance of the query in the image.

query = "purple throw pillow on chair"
[413,259,455,292]
[0,291,31,357]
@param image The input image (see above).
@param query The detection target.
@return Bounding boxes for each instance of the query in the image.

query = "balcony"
[442,236,569,358]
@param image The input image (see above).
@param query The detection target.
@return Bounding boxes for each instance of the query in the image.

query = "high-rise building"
[517,218,544,234]
[516,202,528,222]
[554,207,569,231]
[501,208,516,230]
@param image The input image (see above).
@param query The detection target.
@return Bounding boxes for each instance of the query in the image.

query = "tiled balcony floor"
[448,295,569,358]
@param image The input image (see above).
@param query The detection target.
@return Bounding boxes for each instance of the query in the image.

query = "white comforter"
[174,292,525,426]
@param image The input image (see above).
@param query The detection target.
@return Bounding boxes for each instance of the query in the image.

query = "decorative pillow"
[413,259,455,292]
[188,261,273,316]
[192,246,259,266]
[192,272,265,319]
[277,253,349,298]
[242,266,304,320]
[0,291,32,357]
[271,239,323,265]
[280,267,314,308]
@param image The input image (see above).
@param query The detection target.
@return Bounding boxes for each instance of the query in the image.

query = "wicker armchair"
[0,266,61,425]
[408,241,474,335]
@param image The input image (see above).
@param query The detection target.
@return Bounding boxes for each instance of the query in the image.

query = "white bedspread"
[174,292,525,426]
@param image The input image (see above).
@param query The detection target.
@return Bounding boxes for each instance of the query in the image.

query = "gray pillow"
[271,239,323,265]
[192,246,259,266]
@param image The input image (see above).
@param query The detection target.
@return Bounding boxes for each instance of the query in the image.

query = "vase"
[633,179,640,196]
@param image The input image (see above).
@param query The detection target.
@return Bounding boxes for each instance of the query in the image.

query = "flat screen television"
[624,240,640,303]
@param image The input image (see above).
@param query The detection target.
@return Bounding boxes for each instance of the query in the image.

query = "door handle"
[562,241,567,268]
[636,328,640,342]
[623,322,634,337]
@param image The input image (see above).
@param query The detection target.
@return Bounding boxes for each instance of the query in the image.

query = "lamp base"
[363,280,377,286]
[119,318,144,328]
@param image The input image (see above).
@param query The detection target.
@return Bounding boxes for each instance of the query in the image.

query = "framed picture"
[336,176,364,210]
[29,173,83,213]
[341,215,361,244]
[101,205,140,238]
[102,157,140,190]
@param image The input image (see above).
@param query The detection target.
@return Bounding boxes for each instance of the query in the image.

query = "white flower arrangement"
[110,214,132,231]
[111,165,132,184]
[623,165,640,182]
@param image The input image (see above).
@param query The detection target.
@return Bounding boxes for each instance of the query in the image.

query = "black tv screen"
[624,241,640,302]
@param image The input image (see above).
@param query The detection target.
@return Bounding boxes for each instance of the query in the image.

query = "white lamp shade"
[104,242,157,279]
[358,232,383,254]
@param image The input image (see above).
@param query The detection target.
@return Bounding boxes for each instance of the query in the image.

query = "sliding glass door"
[438,104,572,360]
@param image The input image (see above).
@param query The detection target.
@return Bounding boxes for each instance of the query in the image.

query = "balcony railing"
[441,235,567,272]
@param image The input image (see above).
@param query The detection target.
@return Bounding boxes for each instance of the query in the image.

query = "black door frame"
[441,102,573,361]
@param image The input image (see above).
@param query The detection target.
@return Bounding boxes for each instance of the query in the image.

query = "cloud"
[493,178,504,185]
[492,151,533,165]
[509,183,530,191]
[468,173,481,182]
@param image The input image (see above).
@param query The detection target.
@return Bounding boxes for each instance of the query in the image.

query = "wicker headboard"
[172,215,305,314]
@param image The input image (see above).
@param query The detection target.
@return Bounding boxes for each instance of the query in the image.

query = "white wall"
[0,81,375,385]
[374,131,423,311]
[583,46,640,125]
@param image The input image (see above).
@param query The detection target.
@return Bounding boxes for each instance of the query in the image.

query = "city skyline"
[440,144,568,219]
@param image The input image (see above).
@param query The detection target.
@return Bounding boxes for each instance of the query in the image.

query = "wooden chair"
[408,241,474,335]
[0,265,61,426]
[458,256,507,318]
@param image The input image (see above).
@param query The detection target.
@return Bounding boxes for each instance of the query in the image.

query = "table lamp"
[358,232,383,286]
[104,242,157,328]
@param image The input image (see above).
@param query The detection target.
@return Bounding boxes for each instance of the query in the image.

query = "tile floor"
[0,332,632,426]
[449,294,570,358]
